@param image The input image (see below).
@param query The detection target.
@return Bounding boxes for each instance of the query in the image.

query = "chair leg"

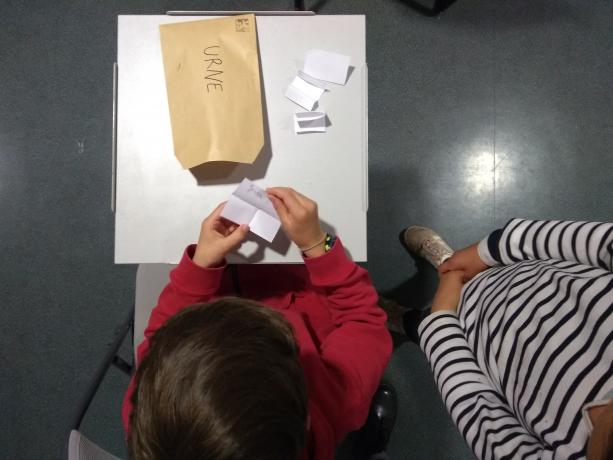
[69,307,135,430]
[404,0,458,16]
[432,0,458,14]
[112,355,134,376]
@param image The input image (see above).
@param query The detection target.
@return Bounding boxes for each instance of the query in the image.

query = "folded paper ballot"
[303,49,351,85]
[220,179,281,243]
[285,49,351,113]
[297,70,327,89]
[294,112,326,134]
[285,76,325,111]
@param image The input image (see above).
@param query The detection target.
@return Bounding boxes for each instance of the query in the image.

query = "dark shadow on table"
[345,65,355,85]
[189,142,272,186]
[229,230,292,264]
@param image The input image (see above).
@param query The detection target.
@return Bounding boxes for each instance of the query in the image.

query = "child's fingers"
[220,222,238,237]
[265,187,283,198]
[266,187,293,202]
[223,224,249,250]
[218,217,235,229]
[438,256,459,274]
[291,189,314,208]
[268,187,313,209]
[269,195,290,221]
[438,260,451,274]
[206,201,227,222]
[267,188,301,214]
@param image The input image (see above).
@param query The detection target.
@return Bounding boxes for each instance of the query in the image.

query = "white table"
[115,14,368,264]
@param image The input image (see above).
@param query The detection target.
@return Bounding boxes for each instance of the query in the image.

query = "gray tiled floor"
[1,1,612,459]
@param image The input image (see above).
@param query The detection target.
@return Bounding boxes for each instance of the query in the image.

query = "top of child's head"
[128,297,308,460]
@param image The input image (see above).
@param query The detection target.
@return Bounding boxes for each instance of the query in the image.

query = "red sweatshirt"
[122,239,392,460]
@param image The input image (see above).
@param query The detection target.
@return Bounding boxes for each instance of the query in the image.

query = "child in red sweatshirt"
[122,187,392,460]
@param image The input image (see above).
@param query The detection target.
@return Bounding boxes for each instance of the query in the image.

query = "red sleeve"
[121,244,225,432]
[303,239,392,441]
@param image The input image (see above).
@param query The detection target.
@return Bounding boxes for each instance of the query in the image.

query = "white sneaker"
[401,226,453,268]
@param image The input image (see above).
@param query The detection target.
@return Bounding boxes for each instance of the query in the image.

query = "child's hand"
[438,243,489,283]
[266,187,326,256]
[431,270,464,313]
[192,202,250,268]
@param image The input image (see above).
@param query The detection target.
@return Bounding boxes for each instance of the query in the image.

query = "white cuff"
[477,237,499,267]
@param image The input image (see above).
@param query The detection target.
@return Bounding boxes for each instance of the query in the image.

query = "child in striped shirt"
[402,219,612,460]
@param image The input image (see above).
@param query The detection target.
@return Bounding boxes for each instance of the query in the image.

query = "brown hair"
[128,297,308,460]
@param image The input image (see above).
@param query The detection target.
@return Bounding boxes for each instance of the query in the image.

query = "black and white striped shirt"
[419,219,613,460]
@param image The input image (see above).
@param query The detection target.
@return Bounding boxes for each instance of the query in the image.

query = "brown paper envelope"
[159,15,264,169]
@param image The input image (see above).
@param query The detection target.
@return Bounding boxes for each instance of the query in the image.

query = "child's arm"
[303,239,392,438]
[418,312,546,460]
[139,203,249,357]
[440,219,613,282]
[139,245,225,351]
[123,204,249,432]
[267,187,393,441]
[478,218,613,271]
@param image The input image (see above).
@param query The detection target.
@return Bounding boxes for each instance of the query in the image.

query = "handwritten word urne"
[203,46,223,93]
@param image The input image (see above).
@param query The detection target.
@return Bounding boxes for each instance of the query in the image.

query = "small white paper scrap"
[220,179,281,243]
[294,112,326,134]
[285,76,325,111]
[297,70,327,89]
[303,49,351,85]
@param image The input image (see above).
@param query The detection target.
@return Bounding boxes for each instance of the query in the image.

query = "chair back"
[67,430,121,460]
[134,264,176,361]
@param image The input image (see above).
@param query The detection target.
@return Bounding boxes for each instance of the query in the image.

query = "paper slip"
[297,70,327,89]
[303,49,351,85]
[294,112,326,134]
[220,179,281,243]
[285,76,325,111]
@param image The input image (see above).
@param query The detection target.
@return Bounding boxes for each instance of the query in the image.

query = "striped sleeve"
[418,312,548,460]
[478,219,613,271]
